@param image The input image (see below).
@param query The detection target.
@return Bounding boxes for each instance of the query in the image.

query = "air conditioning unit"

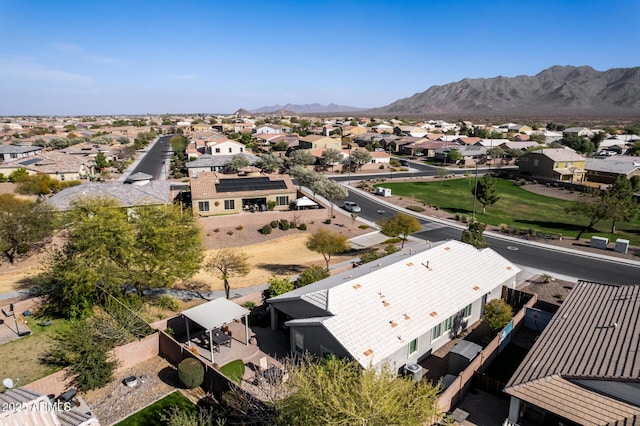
[403,363,422,382]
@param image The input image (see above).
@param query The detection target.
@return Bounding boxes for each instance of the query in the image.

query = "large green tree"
[461,221,489,248]
[379,212,421,248]
[306,229,349,270]
[472,173,500,214]
[204,249,250,299]
[257,153,284,173]
[481,299,513,333]
[0,194,54,264]
[277,357,443,426]
[287,150,317,168]
[604,176,638,234]
[349,149,372,170]
[310,178,348,217]
[565,188,609,240]
[320,148,343,171]
[40,198,203,318]
[225,154,250,172]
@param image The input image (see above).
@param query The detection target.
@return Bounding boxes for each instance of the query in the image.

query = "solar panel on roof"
[215,177,287,193]
[19,157,42,165]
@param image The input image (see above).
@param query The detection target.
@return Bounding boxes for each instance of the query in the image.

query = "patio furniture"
[211,332,231,351]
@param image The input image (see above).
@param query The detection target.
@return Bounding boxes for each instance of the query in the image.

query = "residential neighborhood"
[1,111,639,425]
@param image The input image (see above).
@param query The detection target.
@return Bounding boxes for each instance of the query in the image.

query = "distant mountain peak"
[368,65,640,118]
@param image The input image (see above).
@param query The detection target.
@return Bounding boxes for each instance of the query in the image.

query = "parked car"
[343,201,361,213]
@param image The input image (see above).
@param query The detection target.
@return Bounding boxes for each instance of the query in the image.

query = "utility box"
[590,236,609,250]
[615,239,630,254]
[375,187,392,197]
[449,340,482,375]
[403,363,423,383]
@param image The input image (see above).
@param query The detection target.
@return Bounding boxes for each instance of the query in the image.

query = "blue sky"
[1,0,638,116]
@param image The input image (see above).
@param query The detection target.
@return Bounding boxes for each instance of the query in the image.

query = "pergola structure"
[182,298,250,363]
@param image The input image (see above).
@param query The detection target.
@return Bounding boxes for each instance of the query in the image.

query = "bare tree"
[204,249,251,299]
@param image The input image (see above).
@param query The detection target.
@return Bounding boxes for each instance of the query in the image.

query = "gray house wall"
[288,324,351,359]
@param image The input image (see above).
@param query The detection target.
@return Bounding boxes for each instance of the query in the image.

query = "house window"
[463,304,472,318]
[533,159,539,166]
[224,200,235,210]
[320,345,334,359]
[60,174,65,181]
[198,201,210,212]
[215,148,220,153]
[409,338,418,355]
[444,317,452,332]
[276,196,289,206]
[10,153,17,159]
[431,324,442,341]
[294,331,304,354]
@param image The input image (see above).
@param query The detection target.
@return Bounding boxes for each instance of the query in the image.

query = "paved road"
[341,186,640,286]
[127,135,174,180]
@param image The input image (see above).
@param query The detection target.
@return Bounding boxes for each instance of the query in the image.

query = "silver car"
[343,201,361,213]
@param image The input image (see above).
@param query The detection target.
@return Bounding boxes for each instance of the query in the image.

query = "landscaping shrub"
[156,295,179,311]
[358,224,370,229]
[242,301,256,310]
[499,223,509,233]
[279,219,290,230]
[379,164,385,169]
[270,220,278,228]
[481,299,513,333]
[515,178,527,186]
[298,223,307,230]
[260,225,272,235]
[384,244,399,255]
[406,205,425,212]
[178,358,205,389]
[359,249,381,264]
[289,220,297,229]
[455,213,461,221]
[295,265,330,287]
[460,214,469,223]
[267,200,277,211]
[213,228,220,233]
[324,218,332,224]
[235,225,243,231]
[227,231,234,235]
[383,237,402,244]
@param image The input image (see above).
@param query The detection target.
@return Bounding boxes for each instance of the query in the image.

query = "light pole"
[472,161,479,222]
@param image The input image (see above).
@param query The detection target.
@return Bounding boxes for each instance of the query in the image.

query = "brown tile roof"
[505,281,640,424]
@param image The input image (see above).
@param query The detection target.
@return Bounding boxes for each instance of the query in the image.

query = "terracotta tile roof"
[505,281,640,424]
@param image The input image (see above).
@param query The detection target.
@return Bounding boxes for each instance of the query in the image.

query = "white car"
[343,201,361,213]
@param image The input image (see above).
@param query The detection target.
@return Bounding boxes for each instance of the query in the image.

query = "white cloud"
[51,42,122,64]
[0,55,94,85]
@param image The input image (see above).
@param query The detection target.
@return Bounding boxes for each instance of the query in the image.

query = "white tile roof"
[276,240,519,367]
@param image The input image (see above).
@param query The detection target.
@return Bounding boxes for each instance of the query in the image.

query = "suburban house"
[268,241,520,371]
[434,145,486,166]
[518,149,586,182]
[185,152,260,177]
[563,127,594,139]
[504,281,640,425]
[0,150,95,181]
[205,138,246,156]
[298,135,342,151]
[394,126,429,138]
[585,158,640,184]
[0,144,43,162]
[401,140,447,157]
[254,125,287,134]
[190,171,297,216]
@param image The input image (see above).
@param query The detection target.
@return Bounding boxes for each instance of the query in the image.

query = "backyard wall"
[437,294,537,413]
[158,330,233,398]
[25,332,160,398]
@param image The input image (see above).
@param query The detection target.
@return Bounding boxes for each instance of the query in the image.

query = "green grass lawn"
[115,391,196,426]
[0,316,71,391]
[376,178,640,245]
[220,359,245,384]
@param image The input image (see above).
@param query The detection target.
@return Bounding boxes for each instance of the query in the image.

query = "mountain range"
[248,66,640,118]
[368,65,640,117]
[249,103,364,114]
